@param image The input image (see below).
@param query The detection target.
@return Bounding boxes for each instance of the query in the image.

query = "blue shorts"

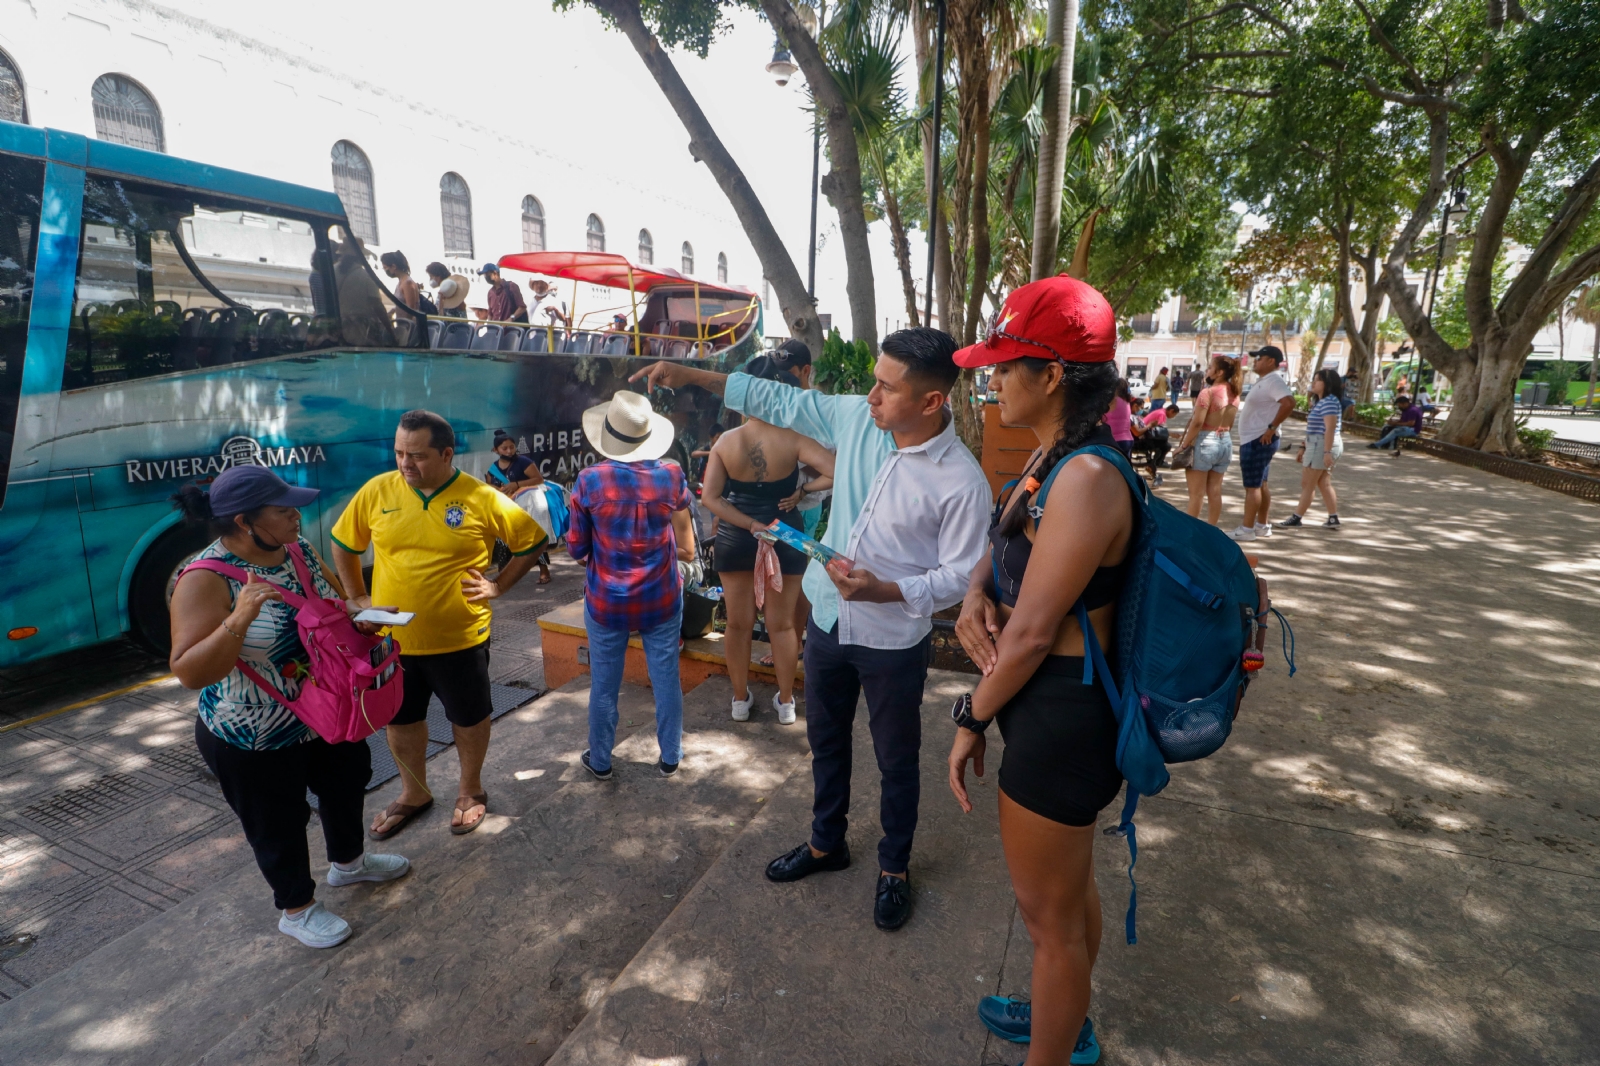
[1238,437,1279,488]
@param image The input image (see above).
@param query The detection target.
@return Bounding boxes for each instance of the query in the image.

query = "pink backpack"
[183,543,405,743]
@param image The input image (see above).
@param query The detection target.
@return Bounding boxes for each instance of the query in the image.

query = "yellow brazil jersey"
[331,469,548,655]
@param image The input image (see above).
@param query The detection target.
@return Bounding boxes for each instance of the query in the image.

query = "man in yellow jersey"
[331,410,547,838]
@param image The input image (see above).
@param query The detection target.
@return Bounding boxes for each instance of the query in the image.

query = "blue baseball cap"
[479,262,500,276]
[208,464,319,515]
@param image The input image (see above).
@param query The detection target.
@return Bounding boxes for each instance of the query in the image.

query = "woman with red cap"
[945,275,1133,1065]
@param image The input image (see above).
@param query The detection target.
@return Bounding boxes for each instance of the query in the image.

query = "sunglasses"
[985,321,1067,363]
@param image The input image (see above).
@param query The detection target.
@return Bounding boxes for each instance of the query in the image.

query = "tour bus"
[0,122,761,668]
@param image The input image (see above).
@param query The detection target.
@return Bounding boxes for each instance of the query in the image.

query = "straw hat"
[436,274,471,310]
[582,390,675,462]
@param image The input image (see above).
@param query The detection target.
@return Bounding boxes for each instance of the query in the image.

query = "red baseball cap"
[952,275,1117,368]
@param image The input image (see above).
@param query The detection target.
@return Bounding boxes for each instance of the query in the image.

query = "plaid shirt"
[568,459,691,631]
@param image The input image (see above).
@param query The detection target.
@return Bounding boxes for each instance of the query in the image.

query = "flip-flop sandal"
[538,574,552,584]
[368,798,432,841]
[759,653,775,667]
[451,792,489,835]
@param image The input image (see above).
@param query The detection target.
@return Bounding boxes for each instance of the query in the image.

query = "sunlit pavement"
[1,436,1597,1064]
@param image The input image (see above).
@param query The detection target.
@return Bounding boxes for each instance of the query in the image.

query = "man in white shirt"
[1230,345,1296,541]
[527,279,570,332]
[632,330,991,931]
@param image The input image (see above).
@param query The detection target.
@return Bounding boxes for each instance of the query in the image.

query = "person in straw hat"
[567,390,698,779]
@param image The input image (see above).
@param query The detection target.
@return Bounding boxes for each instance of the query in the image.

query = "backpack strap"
[1033,443,1149,513]
[181,556,313,611]
[1075,599,1141,945]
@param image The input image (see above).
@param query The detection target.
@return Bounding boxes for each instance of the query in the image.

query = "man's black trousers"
[195,717,370,910]
[803,618,931,875]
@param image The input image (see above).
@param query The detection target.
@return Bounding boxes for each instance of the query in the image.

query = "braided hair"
[997,357,1120,537]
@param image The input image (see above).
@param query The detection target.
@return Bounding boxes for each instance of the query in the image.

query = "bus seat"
[154,300,183,320]
[390,315,416,348]
[289,314,311,346]
[666,340,689,360]
[255,309,291,359]
[426,319,442,348]
[598,334,629,356]
[205,308,242,366]
[498,326,526,351]
[647,336,667,359]
[110,298,145,317]
[470,324,503,350]
[174,307,213,370]
[438,320,475,349]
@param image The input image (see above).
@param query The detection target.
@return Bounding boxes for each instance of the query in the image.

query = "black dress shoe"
[874,872,911,930]
[765,840,851,882]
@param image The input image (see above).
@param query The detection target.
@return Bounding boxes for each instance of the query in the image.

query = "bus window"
[0,153,44,499]
[64,176,412,389]
[325,223,415,348]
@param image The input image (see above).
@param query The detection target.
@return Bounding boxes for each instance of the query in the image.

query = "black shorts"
[996,655,1124,826]
[715,512,809,575]
[394,641,492,728]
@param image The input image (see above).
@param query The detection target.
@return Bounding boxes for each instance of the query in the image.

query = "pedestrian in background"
[486,429,552,584]
[426,262,470,319]
[699,355,835,726]
[1280,369,1344,529]
[168,466,409,949]
[479,263,529,323]
[1228,345,1295,541]
[1175,354,1242,524]
[1105,379,1135,459]
[568,390,698,780]
[333,410,549,839]
[528,278,570,330]
[1149,367,1170,407]
[380,251,427,312]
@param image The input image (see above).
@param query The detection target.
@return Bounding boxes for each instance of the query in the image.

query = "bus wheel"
[129,524,214,657]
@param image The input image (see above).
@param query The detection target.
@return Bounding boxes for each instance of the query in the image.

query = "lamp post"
[769,5,824,303]
[923,0,947,327]
[1420,180,1468,396]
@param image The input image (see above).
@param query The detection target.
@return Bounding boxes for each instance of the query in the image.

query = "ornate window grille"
[681,242,694,275]
[638,228,653,265]
[586,213,605,253]
[522,196,545,253]
[440,172,473,257]
[330,141,378,245]
[0,50,26,125]
[91,74,164,153]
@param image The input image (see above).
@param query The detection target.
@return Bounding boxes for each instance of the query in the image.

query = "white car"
[1127,379,1152,399]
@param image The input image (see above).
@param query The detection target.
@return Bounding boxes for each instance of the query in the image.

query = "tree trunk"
[1300,306,1340,392]
[914,4,954,332]
[882,183,920,328]
[760,0,878,352]
[961,81,993,346]
[1029,0,1078,282]
[590,0,821,357]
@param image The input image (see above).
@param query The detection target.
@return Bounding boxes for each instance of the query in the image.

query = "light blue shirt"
[725,372,991,650]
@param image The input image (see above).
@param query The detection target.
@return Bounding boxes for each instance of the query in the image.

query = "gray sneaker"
[278,900,351,948]
[327,852,410,887]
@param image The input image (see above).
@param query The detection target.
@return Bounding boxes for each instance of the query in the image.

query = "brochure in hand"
[754,521,853,572]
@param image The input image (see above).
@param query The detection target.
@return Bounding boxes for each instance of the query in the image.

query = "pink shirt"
[1105,397,1134,442]
[1196,384,1237,429]
[1142,406,1169,428]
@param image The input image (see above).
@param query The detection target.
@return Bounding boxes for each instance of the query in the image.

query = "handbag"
[1169,443,1195,469]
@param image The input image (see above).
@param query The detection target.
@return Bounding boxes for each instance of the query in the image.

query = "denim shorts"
[1192,431,1232,473]
[1302,433,1343,470]
[1238,437,1279,488]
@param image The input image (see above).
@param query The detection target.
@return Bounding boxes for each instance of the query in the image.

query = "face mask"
[247,525,284,552]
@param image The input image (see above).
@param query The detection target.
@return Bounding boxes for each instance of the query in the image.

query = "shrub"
[815,328,875,395]
[1516,425,1556,455]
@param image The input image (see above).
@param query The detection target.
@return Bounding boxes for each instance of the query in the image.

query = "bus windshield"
[65,174,418,388]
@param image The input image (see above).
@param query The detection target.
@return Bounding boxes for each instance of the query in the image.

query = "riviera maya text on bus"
[124,436,327,484]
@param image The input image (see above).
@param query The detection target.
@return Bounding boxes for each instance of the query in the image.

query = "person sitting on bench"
[1369,395,1425,455]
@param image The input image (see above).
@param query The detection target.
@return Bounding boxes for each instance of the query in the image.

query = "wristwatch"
[950,692,990,734]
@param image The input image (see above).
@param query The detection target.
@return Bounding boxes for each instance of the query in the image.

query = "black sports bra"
[988,427,1127,611]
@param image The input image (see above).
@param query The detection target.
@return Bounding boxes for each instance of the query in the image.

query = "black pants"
[803,619,931,874]
[195,717,371,911]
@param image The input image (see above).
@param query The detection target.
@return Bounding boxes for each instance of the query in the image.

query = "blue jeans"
[1373,425,1418,449]
[584,602,684,771]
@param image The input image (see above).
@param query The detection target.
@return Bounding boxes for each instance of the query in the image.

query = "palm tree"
[1573,283,1600,408]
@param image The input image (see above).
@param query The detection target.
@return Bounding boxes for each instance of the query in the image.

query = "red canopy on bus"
[496,251,753,295]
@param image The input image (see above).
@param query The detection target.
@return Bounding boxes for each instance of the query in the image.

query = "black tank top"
[989,426,1127,610]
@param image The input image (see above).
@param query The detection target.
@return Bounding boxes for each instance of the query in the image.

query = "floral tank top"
[194,537,340,750]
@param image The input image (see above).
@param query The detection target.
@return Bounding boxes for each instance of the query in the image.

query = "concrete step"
[546,669,1028,1066]
[0,675,810,1066]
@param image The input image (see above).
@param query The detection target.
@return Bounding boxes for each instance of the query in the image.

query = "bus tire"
[129,524,214,657]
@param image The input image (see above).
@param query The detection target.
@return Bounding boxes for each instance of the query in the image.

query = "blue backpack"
[1033,444,1294,943]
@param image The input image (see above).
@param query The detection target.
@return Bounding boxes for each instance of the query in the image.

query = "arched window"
[440,172,473,256]
[522,195,545,253]
[717,252,728,284]
[0,49,26,125]
[637,228,653,265]
[681,241,694,275]
[330,141,378,245]
[91,74,163,153]
[586,213,605,253]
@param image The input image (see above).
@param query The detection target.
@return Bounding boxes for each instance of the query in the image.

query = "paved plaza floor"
[1,428,1597,1065]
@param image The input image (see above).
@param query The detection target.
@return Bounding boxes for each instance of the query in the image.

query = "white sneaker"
[1253,523,1272,538]
[773,693,796,725]
[278,900,351,948]
[1227,525,1256,541]
[731,695,752,722]
[327,852,410,887]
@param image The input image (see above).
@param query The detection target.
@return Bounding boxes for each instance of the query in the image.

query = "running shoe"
[773,692,796,725]
[1253,523,1272,538]
[278,901,351,949]
[731,695,753,722]
[977,995,1031,1042]
[1227,525,1256,541]
[1072,1016,1101,1064]
[326,852,410,887]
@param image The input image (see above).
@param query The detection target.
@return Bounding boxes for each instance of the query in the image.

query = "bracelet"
[220,621,245,640]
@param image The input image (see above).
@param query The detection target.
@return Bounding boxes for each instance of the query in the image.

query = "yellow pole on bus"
[693,282,703,358]
[627,263,640,357]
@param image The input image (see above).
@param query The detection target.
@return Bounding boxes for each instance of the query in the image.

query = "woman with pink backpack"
[168,465,410,949]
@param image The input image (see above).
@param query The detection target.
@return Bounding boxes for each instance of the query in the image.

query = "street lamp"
[765,45,798,87]
[1420,180,1468,396]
